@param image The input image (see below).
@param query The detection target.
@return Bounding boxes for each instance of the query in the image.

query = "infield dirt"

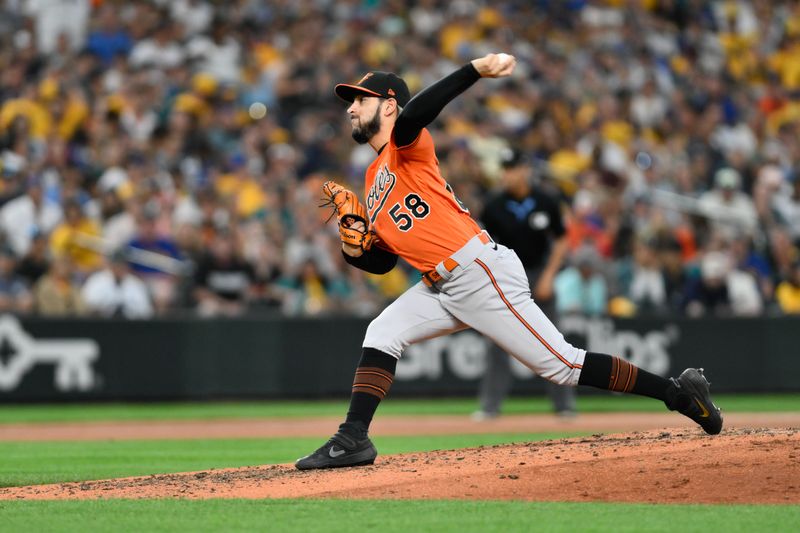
[1,424,798,504]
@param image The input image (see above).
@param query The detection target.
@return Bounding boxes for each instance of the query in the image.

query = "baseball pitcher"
[296,53,722,470]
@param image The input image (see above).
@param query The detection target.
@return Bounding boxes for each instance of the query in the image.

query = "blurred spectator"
[726,262,764,316]
[186,17,241,84]
[49,199,103,275]
[170,0,213,38]
[768,226,798,281]
[86,5,132,66]
[622,237,668,315]
[682,251,732,318]
[33,256,85,316]
[730,235,774,303]
[711,113,758,161]
[284,214,337,278]
[341,267,383,317]
[683,250,763,317]
[120,84,158,144]
[657,235,691,314]
[26,0,90,55]
[771,173,800,240]
[192,231,255,317]
[0,247,33,314]
[364,267,412,302]
[698,168,759,241]
[277,259,349,317]
[554,246,608,316]
[0,175,62,258]
[101,193,137,251]
[127,208,182,314]
[238,220,287,312]
[753,163,786,229]
[15,232,49,285]
[775,260,800,314]
[129,21,185,70]
[82,250,153,318]
[630,79,667,128]
[565,189,615,258]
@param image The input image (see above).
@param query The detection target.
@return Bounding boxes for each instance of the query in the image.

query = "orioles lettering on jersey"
[366,164,398,223]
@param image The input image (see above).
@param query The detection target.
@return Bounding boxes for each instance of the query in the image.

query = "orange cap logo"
[358,72,374,84]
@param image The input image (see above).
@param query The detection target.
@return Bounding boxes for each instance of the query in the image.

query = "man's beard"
[351,107,382,144]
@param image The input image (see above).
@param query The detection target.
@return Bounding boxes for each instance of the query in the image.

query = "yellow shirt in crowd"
[49,219,104,273]
[776,282,800,314]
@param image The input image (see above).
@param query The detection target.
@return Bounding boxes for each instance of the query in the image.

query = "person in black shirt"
[474,147,575,419]
[192,230,256,317]
[658,235,690,314]
[15,232,49,285]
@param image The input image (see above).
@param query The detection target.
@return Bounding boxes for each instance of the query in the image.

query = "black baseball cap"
[335,71,410,107]
[500,147,529,169]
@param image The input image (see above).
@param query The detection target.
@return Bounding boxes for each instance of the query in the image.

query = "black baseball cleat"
[665,368,723,435]
[295,429,377,470]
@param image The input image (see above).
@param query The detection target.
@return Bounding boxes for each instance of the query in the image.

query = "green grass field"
[2,393,798,423]
[1,500,797,533]
[2,395,798,532]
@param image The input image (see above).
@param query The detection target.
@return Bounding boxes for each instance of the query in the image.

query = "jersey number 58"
[389,193,430,231]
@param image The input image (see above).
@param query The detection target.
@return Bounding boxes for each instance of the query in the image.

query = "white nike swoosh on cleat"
[329,447,346,458]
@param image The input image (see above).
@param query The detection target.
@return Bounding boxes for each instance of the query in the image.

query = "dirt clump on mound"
[2,427,798,504]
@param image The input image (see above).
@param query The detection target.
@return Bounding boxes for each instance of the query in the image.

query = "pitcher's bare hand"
[471,53,516,78]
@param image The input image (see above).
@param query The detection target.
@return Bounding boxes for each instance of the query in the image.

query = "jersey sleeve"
[343,245,398,275]
[393,62,481,148]
[389,127,435,163]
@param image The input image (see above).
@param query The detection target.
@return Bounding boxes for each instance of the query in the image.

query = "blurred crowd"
[0,0,799,319]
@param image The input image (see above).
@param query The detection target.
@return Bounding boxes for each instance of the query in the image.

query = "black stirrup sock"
[342,347,397,437]
[578,352,671,401]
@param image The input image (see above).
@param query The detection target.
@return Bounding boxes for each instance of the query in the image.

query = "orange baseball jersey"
[364,128,481,272]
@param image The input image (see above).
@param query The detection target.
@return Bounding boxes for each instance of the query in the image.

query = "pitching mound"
[2,427,798,504]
